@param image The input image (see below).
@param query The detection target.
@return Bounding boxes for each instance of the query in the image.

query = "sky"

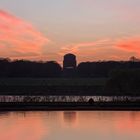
[0,0,140,63]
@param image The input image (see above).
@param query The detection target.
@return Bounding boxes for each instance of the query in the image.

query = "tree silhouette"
[0,57,140,78]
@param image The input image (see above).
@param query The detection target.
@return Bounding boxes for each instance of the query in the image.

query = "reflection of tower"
[63,112,77,125]
[63,53,77,77]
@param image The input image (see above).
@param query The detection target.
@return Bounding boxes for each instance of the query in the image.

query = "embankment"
[0,102,140,111]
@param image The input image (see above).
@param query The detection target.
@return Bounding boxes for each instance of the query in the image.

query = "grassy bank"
[0,78,107,96]
[0,78,107,86]
[0,77,139,96]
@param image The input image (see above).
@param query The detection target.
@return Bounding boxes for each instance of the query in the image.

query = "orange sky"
[0,10,49,60]
[0,8,140,64]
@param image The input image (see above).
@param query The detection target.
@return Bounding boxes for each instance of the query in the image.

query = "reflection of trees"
[0,112,47,140]
[0,112,10,117]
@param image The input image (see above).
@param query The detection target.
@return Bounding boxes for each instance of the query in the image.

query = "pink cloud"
[116,37,140,55]
[59,39,112,55]
[58,39,118,62]
[0,10,49,59]
[116,7,140,23]
[59,36,140,62]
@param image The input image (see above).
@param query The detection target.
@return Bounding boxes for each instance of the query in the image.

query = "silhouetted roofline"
[64,53,76,58]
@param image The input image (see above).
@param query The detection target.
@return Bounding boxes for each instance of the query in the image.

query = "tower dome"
[63,53,77,69]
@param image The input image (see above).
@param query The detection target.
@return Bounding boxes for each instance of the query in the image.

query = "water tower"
[63,53,77,76]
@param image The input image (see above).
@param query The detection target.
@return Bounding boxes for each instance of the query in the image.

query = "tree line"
[0,58,140,77]
[77,61,140,77]
[0,58,62,77]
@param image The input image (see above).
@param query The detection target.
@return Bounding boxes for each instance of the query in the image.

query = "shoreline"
[0,102,140,111]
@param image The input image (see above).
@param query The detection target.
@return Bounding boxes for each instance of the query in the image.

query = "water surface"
[0,111,140,140]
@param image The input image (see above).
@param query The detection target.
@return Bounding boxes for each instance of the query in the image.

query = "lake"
[0,111,140,140]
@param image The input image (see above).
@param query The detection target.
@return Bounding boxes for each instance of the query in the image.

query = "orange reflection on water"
[0,111,140,140]
[76,111,140,135]
[0,112,47,140]
[62,111,78,128]
[113,112,140,134]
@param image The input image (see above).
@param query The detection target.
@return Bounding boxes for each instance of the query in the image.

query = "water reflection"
[0,112,47,140]
[0,111,140,140]
[63,112,77,125]
[0,111,10,117]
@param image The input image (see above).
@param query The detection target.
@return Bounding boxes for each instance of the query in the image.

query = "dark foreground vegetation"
[0,78,106,96]
[0,58,140,104]
[0,57,140,78]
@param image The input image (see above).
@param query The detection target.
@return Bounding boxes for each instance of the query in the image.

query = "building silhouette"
[63,53,77,77]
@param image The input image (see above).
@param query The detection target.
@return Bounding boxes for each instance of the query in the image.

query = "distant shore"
[0,102,140,111]
[0,78,140,111]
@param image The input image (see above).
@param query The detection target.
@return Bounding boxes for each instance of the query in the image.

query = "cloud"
[59,36,140,62]
[59,39,112,55]
[116,37,140,55]
[58,39,117,61]
[0,9,49,59]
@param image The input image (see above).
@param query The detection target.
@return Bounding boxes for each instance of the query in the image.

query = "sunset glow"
[0,10,49,60]
[0,0,140,63]
[0,112,140,140]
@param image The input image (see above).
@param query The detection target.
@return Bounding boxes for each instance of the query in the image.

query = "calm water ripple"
[0,111,140,140]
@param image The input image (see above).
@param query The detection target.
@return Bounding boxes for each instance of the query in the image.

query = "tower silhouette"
[63,53,77,77]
